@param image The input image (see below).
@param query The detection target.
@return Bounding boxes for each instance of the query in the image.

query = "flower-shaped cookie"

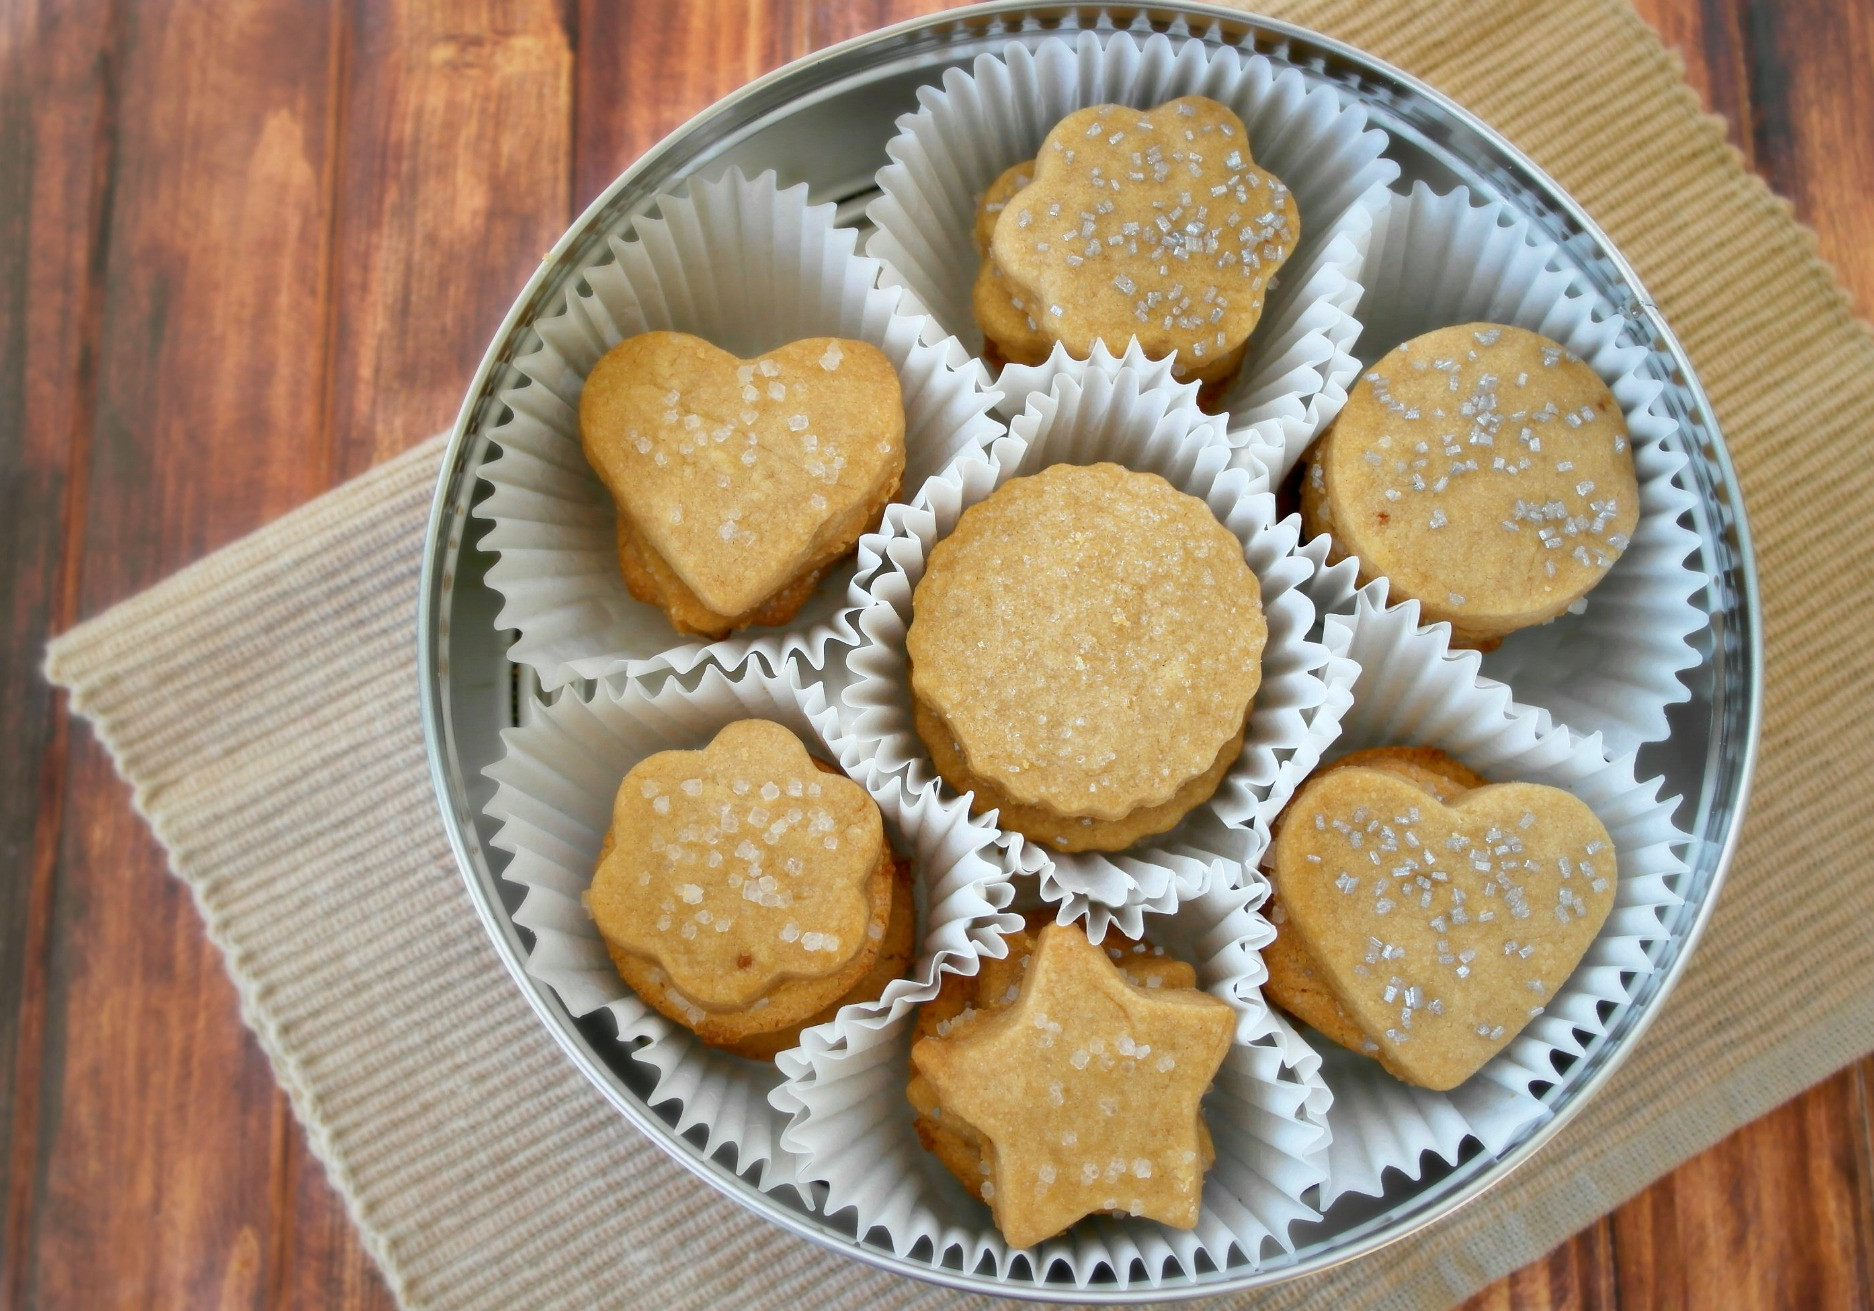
[986,96,1297,377]
[588,719,892,1043]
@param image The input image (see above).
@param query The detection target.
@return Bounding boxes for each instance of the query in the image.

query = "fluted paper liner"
[1314,182,1709,755]
[865,27,1393,464]
[481,659,1018,1197]
[477,168,1004,692]
[771,868,1332,1288]
[1262,593,1693,1206]
[841,350,1337,935]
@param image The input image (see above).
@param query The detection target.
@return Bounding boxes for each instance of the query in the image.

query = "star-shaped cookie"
[910,923,1235,1248]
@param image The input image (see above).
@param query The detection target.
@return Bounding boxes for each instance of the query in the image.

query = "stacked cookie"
[581,331,906,639]
[1298,323,1639,649]
[906,462,1266,852]
[908,915,1234,1248]
[1263,747,1618,1090]
[584,719,914,1062]
[972,96,1298,406]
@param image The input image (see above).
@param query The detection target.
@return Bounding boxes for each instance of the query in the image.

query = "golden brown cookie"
[907,913,1206,1204]
[907,462,1264,852]
[981,97,1296,395]
[1264,748,1492,1053]
[971,258,1055,368]
[720,853,916,1061]
[587,721,895,1048]
[1258,917,1371,1055]
[580,331,906,638]
[1299,323,1639,648]
[1267,749,1618,1090]
[968,161,1058,370]
[915,696,1246,851]
[972,256,1247,409]
[973,161,1035,257]
[910,922,1234,1247]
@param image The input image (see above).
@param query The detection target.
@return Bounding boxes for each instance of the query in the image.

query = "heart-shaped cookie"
[986,96,1297,373]
[580,331,905,633]
[1270,762,1617,1090]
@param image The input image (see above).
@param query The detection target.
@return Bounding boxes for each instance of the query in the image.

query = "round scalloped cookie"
[907,462,1264,852]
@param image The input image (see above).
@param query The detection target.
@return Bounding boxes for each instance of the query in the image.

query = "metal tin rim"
[417,3,1762,1299]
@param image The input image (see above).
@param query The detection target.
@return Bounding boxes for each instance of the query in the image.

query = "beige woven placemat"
[45,1,1874,1307]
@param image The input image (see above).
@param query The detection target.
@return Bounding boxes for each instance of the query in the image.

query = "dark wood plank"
[265,4,576,1304]
[572,0,970,214]
[1612,1067,1874,1309]
[1738,0,1874,313]
[0,1,119,1305]
[323,0,576,480]
[21,1,344,1307]
[573,0,807,211]
[1626,0,1755,165]
[275,1136,398,1311]
[804,0,961,52]
[1459,1219,1618,1311]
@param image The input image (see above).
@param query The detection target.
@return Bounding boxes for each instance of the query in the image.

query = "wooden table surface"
[3,1,1871,1307]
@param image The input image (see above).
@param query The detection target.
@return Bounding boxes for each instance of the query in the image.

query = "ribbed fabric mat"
[44,1,1874,1307]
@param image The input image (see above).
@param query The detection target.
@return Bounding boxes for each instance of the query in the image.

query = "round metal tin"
[418,3,1761,1298]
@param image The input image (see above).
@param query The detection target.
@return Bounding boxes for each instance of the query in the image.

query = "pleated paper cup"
[476,167,1004,693]
[841,349,1336,932]
[1257,593,1693,1206]
[480,659,1019,1198]
[1314,181,1710,755]
[865,27,1392,462]
[771,868,1332,1287]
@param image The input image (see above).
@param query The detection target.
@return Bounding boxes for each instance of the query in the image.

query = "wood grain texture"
[1738,0,1874,314]
[1611,1067,1874,1310]
[15,0,341,1306]
[573,0,804,209]
[1462,1219,1618,1311]
[2,1,1872,1308]
[0,1,117,1304]
[1630,0,1754,159]
[325,0,574,479]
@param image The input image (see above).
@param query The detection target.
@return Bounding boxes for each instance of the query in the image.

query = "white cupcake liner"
[1314,181,1710,755]
[1258,593,1692,1206]
[476,168,1005,692]
[771,866,1332,1287]
[480,658,1019,1197]
[840,350,1337,931]
[864,28,1394,457]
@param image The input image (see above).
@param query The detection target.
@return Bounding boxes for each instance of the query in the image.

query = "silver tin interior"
[417,3,1761,1299]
